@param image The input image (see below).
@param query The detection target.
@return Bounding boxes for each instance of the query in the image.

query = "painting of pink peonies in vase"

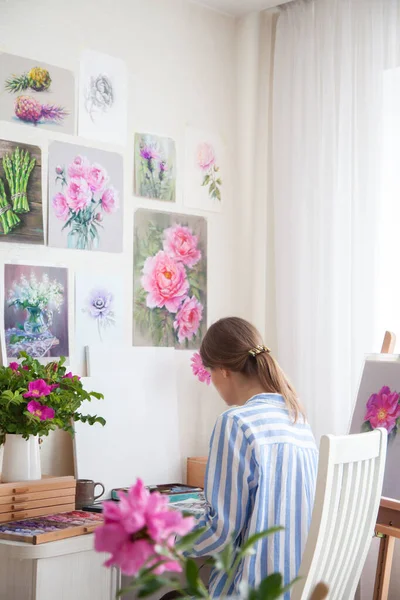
[349,355,400,500]
[184,127,224,213]
[133,209,207,349]
[48,141,123,253]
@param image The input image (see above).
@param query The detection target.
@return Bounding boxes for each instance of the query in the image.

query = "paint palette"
[0,510,103,545]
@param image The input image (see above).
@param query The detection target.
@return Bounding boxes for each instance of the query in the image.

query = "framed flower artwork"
[349,354,400,501]
[133,209,207,349]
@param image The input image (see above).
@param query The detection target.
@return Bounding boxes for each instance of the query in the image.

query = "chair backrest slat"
[291,428,387,599]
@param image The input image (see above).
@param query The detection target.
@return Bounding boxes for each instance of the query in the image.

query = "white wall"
[0,0,238,477]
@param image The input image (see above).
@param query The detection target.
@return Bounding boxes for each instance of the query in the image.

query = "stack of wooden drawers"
[187,456,207,488]
[0,476,76,523]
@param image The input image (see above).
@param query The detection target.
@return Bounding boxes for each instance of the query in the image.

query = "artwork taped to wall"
[78,50,127,146]
[48,141,123,253]
[75,272,126,374]
[133,208,207,349]
[134,133,176,202]
[0,139,43,244]
[3,264,69,361]
[184,127,224,213]
[0,53,75,134]
[349,354,400,501]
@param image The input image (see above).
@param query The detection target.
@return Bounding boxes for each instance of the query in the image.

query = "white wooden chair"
[291,428,387,600]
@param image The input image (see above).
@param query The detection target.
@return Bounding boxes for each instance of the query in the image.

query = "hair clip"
[248,345,271,357]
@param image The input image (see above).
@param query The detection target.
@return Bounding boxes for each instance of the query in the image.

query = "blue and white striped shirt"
[191,394,318,598]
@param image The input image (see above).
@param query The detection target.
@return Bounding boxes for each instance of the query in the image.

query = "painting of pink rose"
[362,386,400,435]
[48,141,123,253]
[134,209,207,349]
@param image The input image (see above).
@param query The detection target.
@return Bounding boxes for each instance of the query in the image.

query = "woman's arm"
[190,411,258,556]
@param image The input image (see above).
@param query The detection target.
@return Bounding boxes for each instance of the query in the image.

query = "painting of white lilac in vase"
[134,133,176,202]
[184,127,224,213]
[75,272,126,373]
[133,209,207,349]
[48,141,123,253]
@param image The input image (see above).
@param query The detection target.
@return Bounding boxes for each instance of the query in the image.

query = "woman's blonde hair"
[200,317,304,422]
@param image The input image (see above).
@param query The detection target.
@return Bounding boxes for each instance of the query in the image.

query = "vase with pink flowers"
[51,154,119,251]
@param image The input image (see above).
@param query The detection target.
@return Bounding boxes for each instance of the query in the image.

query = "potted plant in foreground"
[0,352,105,482]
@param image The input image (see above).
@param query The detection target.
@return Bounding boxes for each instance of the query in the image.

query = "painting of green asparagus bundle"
[0,139,43,245]
[3,147,35,213]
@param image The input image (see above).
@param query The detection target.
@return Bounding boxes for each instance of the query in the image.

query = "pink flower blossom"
[174,297,203,343]
[191,352,211,385]
[95,479,194,576]
[67,155,89,179]
[163,225,201,268]
[141,251,189,313]
[86,164,109,193]
[101,186,119,214]
[27,400,55,421]
[63,372,81,381]
[23,379,52,398]
[52,192,69,221]
[364,386,400,433]
[9,362,19,371]
[197,142,215,171]
[66,177,92,212]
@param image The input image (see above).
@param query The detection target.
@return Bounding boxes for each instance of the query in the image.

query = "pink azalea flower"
[67,155,90,179]
[9,362,19,371]
[86,164,109,193]
[191,352,211,385]
[101,186,119,214]
[174,297,203,343]
[163,225,201,268]
[197,142,215,171]
[63,372,81,381]
[141,251,189,313]
[95,479,194,576]
[23,379,52,398]
[66,177,92,212]
[52,192,70,221]
[27,400,55,421]
[364,386,400,433]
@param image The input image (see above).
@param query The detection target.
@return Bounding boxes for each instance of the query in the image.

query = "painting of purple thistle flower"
[134,133,176,202]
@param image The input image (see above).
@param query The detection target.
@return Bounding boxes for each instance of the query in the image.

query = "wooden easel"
[373,330,399,600]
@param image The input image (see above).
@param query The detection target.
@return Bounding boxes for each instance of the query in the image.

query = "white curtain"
[272,0,400,443]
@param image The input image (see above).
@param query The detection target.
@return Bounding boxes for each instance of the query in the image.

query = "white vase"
[1,434,41,482]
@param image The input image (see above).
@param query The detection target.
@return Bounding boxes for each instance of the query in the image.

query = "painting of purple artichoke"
[48,142,123,253]
[0,53,75,134]
[133,209,207,349]
[75,272,126,373]
[134,133,176,202]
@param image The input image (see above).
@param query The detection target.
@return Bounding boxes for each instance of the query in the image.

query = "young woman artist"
[190,317,318,598]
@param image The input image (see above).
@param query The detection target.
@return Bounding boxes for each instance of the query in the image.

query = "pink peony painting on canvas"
[48,141,123,253]
[133,209,207,349]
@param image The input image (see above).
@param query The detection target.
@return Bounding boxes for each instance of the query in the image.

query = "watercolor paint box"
[111,483,203,503]
[0,476,76,523]
[0,510,104,544]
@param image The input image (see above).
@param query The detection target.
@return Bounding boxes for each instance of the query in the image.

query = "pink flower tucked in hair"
[94,479,194,576]
[23,379,52,398]
[68,155,90,179]
[191,352,211,385]
[66,177,92,212]
[9,362,19,371]
[163,225,201,268]
[101,186,119,214]
[141,251,189,313]
[197,142,215,171]
[174,296,203,343]
[86,164,109,193]
[364,386,400,434]
[27,400,55,421]
[52,192,69,221]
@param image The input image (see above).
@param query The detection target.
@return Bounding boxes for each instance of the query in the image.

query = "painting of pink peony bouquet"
[133,209,207,349]
[134,133,176,202]
[48,142,123,253]
[0,53,75,134]
[350,356,400,501]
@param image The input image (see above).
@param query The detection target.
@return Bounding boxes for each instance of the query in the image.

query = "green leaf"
[239,527,284,557]
[256,573,283,600]
[213,542,233,573]
[361,421,373,433]
[175,527,206,552]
